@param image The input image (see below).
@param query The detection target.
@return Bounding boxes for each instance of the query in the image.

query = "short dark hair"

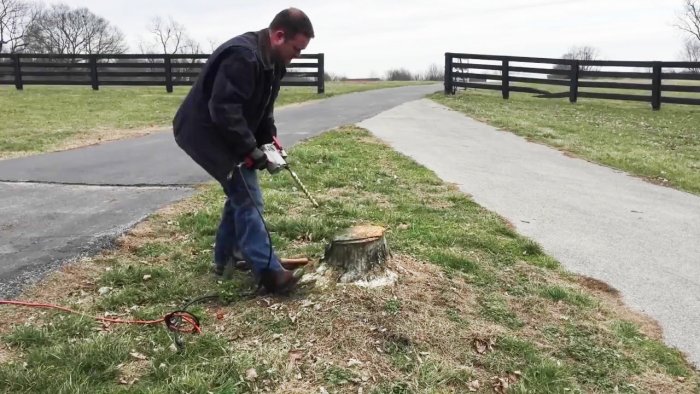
[270,8,314,39]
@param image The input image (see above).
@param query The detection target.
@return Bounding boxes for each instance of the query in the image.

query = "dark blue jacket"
[173,29,285,183]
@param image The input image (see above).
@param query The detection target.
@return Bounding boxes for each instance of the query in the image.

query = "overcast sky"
[56,0,691,78]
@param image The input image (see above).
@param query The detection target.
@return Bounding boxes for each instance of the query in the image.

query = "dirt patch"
[578,275,619,296]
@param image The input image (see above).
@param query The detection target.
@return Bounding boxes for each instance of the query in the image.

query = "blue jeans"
[214,166,284,277]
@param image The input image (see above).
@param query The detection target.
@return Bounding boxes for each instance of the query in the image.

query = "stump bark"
[324,225,390,282]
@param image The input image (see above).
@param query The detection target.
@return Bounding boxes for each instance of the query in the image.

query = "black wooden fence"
[444,53,700,110]
[0,53,325,93]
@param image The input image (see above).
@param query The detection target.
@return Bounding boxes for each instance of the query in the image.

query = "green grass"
[0,127,697,393]
[432,88,700,195]
[0,81,427,158]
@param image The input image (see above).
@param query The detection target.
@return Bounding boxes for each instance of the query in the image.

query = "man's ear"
[271,29,286,44]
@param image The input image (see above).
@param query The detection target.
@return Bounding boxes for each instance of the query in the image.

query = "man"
[173,8,314,294]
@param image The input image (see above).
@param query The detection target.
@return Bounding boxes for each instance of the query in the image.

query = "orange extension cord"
[0,300,202,334]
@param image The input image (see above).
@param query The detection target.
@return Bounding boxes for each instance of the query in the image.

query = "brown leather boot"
[260,268,303,295]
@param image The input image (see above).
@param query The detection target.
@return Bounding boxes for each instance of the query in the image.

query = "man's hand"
[272,136,288,159]
[244,148,268,170]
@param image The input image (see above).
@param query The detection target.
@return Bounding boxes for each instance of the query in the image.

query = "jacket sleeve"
[208,49,259,157]
[256,99,277,145]
[256,67,284,145]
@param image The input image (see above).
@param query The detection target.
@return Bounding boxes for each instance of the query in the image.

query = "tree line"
[2,0,698,73]
[0,0,205,55]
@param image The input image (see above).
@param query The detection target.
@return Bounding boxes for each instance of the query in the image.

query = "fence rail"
[0,53,325,93]
[444,53,700,109]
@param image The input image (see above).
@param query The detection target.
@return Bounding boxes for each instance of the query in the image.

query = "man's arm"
[257,67,285,145]
[208,49,259,157]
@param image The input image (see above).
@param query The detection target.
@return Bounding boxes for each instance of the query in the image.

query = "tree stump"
[324,225,391,282]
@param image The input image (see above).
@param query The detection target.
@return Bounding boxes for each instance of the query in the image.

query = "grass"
[0,127,697,393]
[0,80,427,159]
[431,87,700,195]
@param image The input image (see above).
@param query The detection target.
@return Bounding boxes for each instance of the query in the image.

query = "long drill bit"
[286,167,319,208]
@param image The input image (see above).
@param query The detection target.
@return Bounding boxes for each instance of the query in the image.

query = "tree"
[682,38,700,72]
[677,0,700,42]
[561,45,599,72]
[422,63,444,81]
[139,16,201,54]
[386,68,416,81]
[25,3,127,54]
[676,0,700,71]
[0,0,40,53]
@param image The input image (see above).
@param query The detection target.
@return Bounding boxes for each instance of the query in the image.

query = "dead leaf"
[118,377,138,385]
[492,376,510,394]
[129,351,148,361]
[347,358,363,367]
[508,371,522,383]
[245,368,258,381]
[492,372,520,393]
[474,337,495,354]
[468,380,480,392]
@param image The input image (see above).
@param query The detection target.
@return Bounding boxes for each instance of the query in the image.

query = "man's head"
[268,8,314,65]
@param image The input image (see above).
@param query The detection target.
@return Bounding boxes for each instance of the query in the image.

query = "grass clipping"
[0,127,697,393]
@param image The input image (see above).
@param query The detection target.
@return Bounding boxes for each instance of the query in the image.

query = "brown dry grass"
[0,126,165,160]
[212,255,503,392]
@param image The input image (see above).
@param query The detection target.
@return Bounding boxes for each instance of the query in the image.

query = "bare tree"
[423,63,444,81]
[386,68,416,81]
[681,37,700,73]
[140,16,202,54]
[206,37,219,53]
[562,45,599,72]
[676,0,700,72]
[677,0,700,42]
[149,16,183,53]
[0,0,40,53]
[25,3,127,54]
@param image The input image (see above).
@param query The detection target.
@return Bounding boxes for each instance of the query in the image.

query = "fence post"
[164,55,173,93]
[651,62,662,110]
[569,60,579,103]
[444,53,453,94]
[501,59,510,99]
[317,53,324,94]
[13,54,23,90]
[89,55,99,90]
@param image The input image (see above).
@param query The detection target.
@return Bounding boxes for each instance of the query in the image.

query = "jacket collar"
[257,28,274,71]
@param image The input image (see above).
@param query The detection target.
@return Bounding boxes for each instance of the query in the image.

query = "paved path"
[359,98,700,367]
[0,84,441,297]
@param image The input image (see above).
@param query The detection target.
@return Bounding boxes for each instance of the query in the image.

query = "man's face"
[270,30,311,65]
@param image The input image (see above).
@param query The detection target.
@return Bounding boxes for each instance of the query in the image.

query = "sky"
[54,0,692,78]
